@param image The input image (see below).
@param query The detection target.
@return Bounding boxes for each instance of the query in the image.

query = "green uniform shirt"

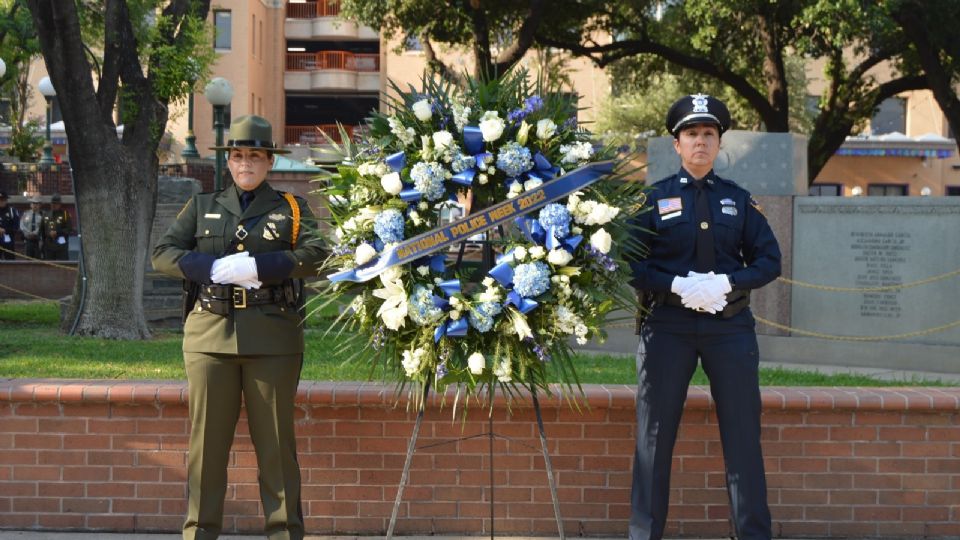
[152,182,326,355]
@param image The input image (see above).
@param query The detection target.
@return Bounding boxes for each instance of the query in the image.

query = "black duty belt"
[197,284,284,315]
[654,289,750,319]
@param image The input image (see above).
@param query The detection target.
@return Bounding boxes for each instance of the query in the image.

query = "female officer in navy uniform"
[628,94,781,540]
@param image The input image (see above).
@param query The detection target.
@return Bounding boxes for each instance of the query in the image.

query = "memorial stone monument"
[143,175,201,327]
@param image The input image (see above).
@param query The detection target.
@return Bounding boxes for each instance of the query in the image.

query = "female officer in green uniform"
[628,95,781,540]
[153,115,325,540]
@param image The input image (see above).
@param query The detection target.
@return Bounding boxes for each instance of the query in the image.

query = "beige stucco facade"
[8,1,959,195]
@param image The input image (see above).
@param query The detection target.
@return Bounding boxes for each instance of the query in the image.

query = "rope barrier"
[0,282,65,302]
[753,315,960,342]
[776,267,960,292]
[0,245,78,271]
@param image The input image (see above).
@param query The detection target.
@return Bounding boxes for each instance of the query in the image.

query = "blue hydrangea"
[469,301,503,333]
[408,285,444,326]
[450,150,477,174]
[512,261,551,298]
[374,209,405,244]
[410,161,447,201]
[538,203,571,238]
[496,142,534,178]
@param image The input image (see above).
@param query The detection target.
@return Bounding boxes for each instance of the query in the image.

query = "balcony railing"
[286,0,341,19]
[0,163,73,197]
[286,51,380,72]
[285,124,357,146]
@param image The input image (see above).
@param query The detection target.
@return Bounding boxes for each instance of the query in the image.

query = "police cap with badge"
[666,93,731,137]
[210,115,291,154]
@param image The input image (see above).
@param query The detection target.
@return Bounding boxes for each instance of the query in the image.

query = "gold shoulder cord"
[282,192,301,247]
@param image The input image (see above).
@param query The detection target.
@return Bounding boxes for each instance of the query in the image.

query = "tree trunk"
[27,0,163,339]
[60,149,157,339]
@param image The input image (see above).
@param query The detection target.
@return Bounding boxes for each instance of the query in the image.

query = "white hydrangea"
[452,102,472,133]
[559,141,594,164]
[467,352,485,375]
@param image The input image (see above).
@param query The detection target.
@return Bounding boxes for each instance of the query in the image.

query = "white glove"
[210,252,260,288]
[671,275,700,296]
[699,273,732,299]
[680,281,726,313]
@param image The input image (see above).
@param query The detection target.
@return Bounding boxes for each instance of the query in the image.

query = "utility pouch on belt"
[182,281,200,323]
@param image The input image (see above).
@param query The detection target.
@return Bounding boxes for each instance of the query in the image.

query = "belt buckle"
[232,287,247,309]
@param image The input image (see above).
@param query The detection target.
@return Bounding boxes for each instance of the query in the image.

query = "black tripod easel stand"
[385,384,566,540]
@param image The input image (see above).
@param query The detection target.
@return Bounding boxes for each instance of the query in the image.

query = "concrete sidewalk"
[0,535,809,540]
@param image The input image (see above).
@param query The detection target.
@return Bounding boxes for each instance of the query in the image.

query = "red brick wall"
[0,262,76,300]
[0,381,958,537]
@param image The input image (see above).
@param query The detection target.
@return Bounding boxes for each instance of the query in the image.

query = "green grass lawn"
[0,300,949,386]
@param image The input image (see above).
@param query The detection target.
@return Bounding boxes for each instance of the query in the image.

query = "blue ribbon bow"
[487,254,539,314]
[450,126,493,188]
[431,278,469,342]
[515,217,583,253]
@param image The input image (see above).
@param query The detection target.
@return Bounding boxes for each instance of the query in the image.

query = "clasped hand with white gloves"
[210,251,262,289]
[671,271,732,314]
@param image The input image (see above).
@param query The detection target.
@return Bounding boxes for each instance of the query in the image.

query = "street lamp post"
[0,58,6,158]
[38,76,56,167]
[204,77,234,191]
[181,86,200,159]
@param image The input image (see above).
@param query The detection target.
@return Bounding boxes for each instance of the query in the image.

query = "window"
[867,184,907,196]
[251,14,256,57]
[214,10,231,50]
[809,183,842,196]
[870,97,906,135]
[946,186,960,196]
[403,33,423,52]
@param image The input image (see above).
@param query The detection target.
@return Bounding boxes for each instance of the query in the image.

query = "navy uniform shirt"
[629,168,781,329]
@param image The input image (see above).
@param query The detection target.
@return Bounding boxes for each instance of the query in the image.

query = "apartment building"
[5,0,959,196]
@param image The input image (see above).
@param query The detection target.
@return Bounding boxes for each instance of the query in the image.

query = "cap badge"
[691,93,710,113]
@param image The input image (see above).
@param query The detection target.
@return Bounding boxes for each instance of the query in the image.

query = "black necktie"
[240,190,255,211]
[693,180,716,272]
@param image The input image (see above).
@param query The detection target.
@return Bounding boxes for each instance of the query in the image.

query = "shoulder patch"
[750,196,766,217]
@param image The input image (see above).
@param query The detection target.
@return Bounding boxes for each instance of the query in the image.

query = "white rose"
[412,99,432,121]
[523,178,543,191]
[467,352,485,375]
[536,118,557,140]
[547,248,573,266]
[432,130,454,150]
[528,246,546,260]
[380,172,403,195]
[513,246,528,261]
[590,228,612,254]
[479,116,505,142]
[478,173,489,185]
[482,277,495,287]
[416,265,430,276]
[355,243,377,265]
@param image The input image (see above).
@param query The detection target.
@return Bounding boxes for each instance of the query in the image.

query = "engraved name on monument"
[792,198,960,346]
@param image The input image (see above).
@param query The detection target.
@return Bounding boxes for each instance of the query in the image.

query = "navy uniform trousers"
[630,310,771,540]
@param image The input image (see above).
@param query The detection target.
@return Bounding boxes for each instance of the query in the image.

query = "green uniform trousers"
[183,352,304,540]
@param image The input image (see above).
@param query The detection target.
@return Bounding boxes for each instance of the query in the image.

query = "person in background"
[628,93,782,540]
[42,193,72,260]
[152,115,325,540]
[0,191,20,259]
[20,196,43,259]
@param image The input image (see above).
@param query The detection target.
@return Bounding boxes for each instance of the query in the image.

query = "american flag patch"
[658,197,683,215]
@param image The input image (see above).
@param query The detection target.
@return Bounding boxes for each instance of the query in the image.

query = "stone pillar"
[143,175,201,327]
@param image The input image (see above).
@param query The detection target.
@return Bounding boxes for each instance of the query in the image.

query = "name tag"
[661,211,682,221]
[204,213,221,219]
